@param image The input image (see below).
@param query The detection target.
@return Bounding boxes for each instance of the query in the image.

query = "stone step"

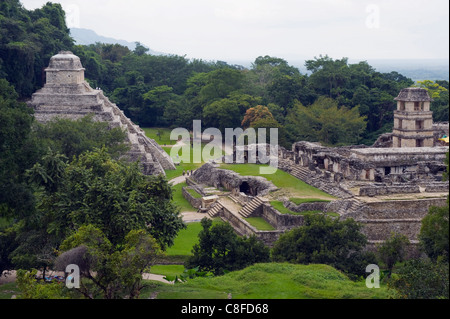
[238,197,264,218]
[337,199,364,215]
[229,195,240,204]
[207,202,223,218]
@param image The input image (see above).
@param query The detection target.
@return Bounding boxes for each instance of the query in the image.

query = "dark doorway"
[384,167,391,175]
[239,182,252,196]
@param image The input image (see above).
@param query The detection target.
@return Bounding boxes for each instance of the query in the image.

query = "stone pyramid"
[28,51,175,176]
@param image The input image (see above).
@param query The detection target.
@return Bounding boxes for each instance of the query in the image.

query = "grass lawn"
[245,217,275,231]
[165,222,203,256]
[142,127,177,146]
[140,263,390,299]
[0,282,20,299]
[164,143,226,180]
[220,164,335,200]
[149,265,185,277]
[185,187,202,199]
[270,201,339,217]
[289,198,332,205]
[171,182,196,212]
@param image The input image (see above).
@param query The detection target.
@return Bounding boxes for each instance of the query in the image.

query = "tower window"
[416,120,424,130]
[414,102,420,111]
[416,139,424,147]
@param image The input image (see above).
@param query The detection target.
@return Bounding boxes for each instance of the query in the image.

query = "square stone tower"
[392,87,434,148]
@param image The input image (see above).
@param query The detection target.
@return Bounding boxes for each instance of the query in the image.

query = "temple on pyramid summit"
[28,51,175,176]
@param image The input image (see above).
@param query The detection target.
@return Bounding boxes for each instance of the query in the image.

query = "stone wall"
[282,200,330,213]
[257,204,304,230]
[424,182,449,192]
[182,186,203,209]
[217,205,284,246]
[351,198,447,242]
[359,184,420,196]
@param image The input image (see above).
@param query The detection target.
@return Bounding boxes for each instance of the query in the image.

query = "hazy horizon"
[20,0,449,64]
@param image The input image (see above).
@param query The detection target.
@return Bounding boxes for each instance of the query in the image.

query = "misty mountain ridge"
[70,28,165,55]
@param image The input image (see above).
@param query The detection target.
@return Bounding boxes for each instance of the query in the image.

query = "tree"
[133,42,149,56]
[203,98,241,132]
[419,198,449,262]
[0,79,38,221]
[16,269,67,299]
[271,214,372,277]
[32,114,129,160]
[185,218,270,275]
[202,92,259,133]
[305,55,350,99]
[285,97,367,146]
[11,148,185,271]
[0,1,73,97]
[241,105,275,129]
[142,85,178,127]
[54,225,162,299]
[416,80,449,122]
[376,232,410,278]
[388,258,449,299]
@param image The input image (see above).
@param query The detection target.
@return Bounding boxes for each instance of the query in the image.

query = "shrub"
[185,218,270,275]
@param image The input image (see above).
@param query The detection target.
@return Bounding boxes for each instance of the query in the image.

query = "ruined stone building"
[226,87,449,250]
[28,51,175,176]
[289,88,449,185]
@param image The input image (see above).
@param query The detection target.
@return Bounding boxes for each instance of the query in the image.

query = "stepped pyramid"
[28,51,175,176]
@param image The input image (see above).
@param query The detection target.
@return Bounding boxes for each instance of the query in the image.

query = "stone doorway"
[239,181,252,196]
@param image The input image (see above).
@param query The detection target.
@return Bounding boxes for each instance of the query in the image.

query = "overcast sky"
[20,0,449,63]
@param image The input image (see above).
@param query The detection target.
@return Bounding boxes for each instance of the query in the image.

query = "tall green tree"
[32,114,128,160]
[55,225,161,299]
[271,214,374,278]
[417,80,449,122]
[186,218,270,275]
[0,0,73,97]
[285,97,367,146]
[376,232,410,278]
[0,79,37,219]
[11,148,185,270]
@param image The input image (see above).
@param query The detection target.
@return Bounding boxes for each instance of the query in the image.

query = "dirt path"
[169,175,186,186]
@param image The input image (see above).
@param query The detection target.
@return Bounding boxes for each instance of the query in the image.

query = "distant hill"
[70,28,164,55]
[288,58,449,82]
[364,59,449,82]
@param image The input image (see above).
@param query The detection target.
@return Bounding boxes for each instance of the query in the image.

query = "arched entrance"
[239,181,252,196]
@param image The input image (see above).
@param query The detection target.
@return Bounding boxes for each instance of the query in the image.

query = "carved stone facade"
[292,141,448,184]
[28,51,175,176]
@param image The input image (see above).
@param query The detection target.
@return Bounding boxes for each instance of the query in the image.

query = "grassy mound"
[142,263,389,299]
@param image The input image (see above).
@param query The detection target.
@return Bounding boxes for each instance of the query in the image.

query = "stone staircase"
[336,198,366,216]
[229,194,245,206]
[281,163,354,199]
[207,202,224,218]
[238,197,265,218]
